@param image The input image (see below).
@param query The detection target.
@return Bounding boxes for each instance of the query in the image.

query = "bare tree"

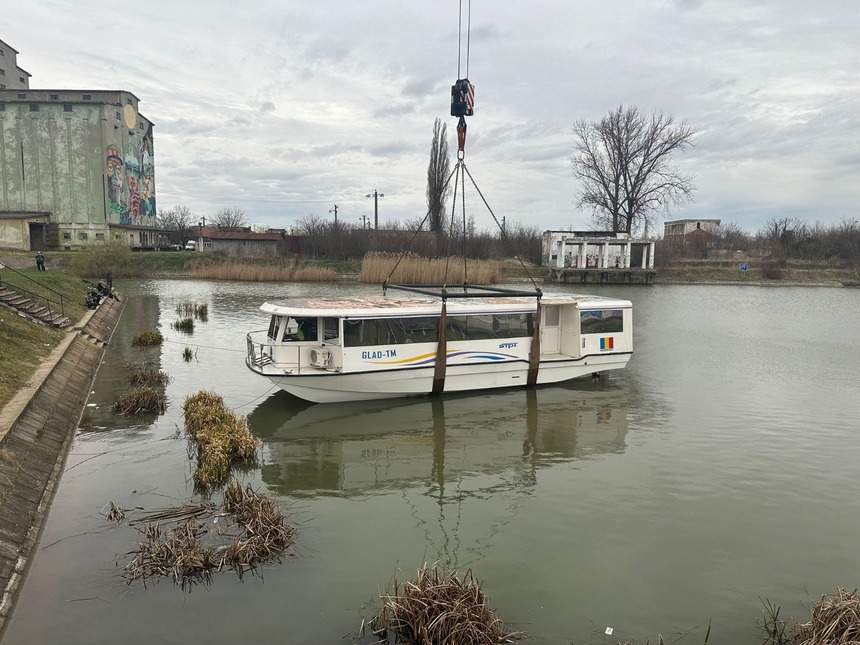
[427,118,452,233]
[158,205,195,244]
[572,105,696,234]
[212,206,248,231]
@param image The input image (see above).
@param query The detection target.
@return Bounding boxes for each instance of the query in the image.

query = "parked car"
[184,241,197,251]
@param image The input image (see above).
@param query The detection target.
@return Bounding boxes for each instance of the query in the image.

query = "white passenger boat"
[245,285,632,403]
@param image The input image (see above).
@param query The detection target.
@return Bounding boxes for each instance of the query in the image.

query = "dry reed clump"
[795,588,860,644]
[370,564,526,644]
[124,521,216,589]
[222,481,296,577]
[131,330,164,347]
[183,391,260,491]
[123,361,170,386]
[121,485,295,587]
[114,386,167,414]
[190,259,338,282]
[172,316,194,332]
[182,346,194,362]
[359,251,501,285]
[176,301,208,320]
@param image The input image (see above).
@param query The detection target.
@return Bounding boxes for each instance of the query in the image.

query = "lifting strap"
[527,300,541,386]
[432,300,448,394]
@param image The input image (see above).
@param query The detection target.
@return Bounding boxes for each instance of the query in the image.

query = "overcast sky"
[5,0,859,234]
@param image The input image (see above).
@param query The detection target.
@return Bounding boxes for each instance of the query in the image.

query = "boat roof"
[260,293,632,318]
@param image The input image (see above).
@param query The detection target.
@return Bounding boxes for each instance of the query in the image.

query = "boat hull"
[251,353,631,403]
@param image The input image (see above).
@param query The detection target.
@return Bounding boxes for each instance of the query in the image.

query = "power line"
[157,189,333,204]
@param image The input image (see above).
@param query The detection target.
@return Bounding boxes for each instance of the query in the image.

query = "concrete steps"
[0,287,71,328]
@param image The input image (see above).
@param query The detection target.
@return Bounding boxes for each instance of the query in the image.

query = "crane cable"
[457,0,472,80]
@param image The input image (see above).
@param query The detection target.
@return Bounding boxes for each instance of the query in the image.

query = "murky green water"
[5,281,860,644]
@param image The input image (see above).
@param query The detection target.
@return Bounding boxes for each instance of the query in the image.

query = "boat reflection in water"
[247,383,629,499]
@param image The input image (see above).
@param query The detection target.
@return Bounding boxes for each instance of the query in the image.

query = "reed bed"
[124,520,216,589]
[182,347,194,362]
[172,316,195,332]
[222,481,296,577]
[183,391,260,491]
[131,330,164,347]
[359,252,501,285]
[123,361,170,386]
[114,386,167,414]
[370,564,526,644]
[121,487,294,587]
[795,588,860,644]
[190,259,338,282]
[176,301,209,320]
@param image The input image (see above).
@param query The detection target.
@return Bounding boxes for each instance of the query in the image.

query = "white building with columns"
[541,231,656,270]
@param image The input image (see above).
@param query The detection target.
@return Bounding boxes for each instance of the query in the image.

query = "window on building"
[63,104,72,112]
[79,232,88,240]
[29,104,39,112]
[17,93,26,99]
[50,93,59,100]
[95,233,105,240]
[0,84,5,90]
[0,49,5,56]
[0,69,5,76]
[0,104,5,111]
[116,111,121,119]
[126,98,132,105]
[19,77,25,84]
[63,233,71,240]
[82,94,91,100]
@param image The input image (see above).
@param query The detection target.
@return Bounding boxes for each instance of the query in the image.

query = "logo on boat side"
[498,342,518,349]
[361,349,397,360]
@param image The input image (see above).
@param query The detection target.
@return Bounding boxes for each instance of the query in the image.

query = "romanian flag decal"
[600,337,614,351]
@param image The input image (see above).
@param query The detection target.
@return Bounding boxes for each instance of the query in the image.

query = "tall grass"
[183,391,260,492]
[190,259,338,282]
[369,564,526,644]
[359,252,501,285]
[131,330,164,347]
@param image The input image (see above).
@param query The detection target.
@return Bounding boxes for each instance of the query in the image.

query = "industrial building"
[0,37,158,250]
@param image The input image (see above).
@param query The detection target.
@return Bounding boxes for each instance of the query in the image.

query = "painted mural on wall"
[105,124,156,227]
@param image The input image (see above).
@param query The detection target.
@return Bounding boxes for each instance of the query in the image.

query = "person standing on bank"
[35,251,45,271]
[106,269,113,290]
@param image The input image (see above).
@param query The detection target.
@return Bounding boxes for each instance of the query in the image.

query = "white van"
[184,240,197,251]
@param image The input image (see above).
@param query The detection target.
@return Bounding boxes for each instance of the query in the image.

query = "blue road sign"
[740,263,748,272]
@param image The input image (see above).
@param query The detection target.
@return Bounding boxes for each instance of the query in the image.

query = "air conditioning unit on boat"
[309,348,331,368]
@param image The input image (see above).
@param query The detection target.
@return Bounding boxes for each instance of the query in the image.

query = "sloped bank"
[0,295,124,638]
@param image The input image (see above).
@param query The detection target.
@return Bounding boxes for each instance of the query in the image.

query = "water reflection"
[79,294,164,431]
[249,383,629,499]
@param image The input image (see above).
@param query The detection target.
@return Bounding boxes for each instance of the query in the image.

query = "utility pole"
[329,204,338,225]
[359,214,370,229]
[365,190,384,231]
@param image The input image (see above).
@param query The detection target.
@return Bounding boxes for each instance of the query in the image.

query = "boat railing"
[246,331,275,368]
[246,331,303,371]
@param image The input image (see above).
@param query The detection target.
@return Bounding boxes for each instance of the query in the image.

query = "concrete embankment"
[0,296,124,637]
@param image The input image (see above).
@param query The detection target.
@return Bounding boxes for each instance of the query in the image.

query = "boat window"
[267,315,280,341]
[294,317,318,341]
[544,305,560,326]
[447,313,533,341]
[344,317,436,347]
[323,317,339,341]
[580,309,624,334]
[343,313,535,347]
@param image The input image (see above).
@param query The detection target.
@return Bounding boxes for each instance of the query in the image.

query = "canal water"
[5,281,860,644]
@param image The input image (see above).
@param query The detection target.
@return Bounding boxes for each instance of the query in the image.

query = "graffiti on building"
[106,146,125,219]
[105,124,156,227]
